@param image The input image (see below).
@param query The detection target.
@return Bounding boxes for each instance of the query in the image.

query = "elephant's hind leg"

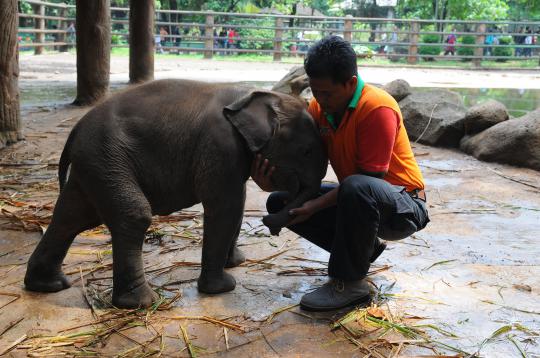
[24,179,101,292]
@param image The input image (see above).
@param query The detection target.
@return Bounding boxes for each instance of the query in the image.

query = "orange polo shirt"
[308,82,425,191]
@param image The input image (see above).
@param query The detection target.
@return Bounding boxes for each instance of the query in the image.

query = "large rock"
[464,99,509,135]
[399,90,467,147]
[460,108,540,170]
[382,79,411,102]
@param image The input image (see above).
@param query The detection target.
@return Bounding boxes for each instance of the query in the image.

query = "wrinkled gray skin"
[24,79,327,309]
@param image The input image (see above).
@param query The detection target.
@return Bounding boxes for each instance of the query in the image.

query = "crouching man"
[253,36,430,311]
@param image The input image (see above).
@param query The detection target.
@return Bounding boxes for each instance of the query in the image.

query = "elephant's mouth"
[270,165,300,196]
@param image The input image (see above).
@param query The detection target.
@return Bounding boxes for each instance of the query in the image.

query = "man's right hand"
[251,154,275,192]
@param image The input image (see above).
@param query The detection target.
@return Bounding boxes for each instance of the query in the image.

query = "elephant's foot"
[225,247,246,268]
[24,267,71,292]
[112,282,159,309]
[197,270,236,294]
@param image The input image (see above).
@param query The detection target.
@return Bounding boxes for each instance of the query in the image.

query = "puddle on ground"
[424,176,463,188]
[19,80,540,118]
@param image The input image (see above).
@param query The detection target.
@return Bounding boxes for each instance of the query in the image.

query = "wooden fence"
[17,0,540,66]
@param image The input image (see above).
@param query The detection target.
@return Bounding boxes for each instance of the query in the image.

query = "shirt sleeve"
[355,107,400,173]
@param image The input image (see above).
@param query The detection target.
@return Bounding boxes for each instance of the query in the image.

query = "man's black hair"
[304,35,358,84]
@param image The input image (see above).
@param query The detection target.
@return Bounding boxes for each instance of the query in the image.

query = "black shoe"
[300,278,371,311]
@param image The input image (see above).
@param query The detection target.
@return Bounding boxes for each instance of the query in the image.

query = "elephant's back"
[113,79,250,120]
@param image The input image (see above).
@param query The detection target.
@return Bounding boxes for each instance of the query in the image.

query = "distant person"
[484,28,494,57]
[155,34,164,54]
[387,26,398,57]
[159,26,168,49]
[444,28,457,56]
[66,22,75,49]
[228,28,236,47]
[524,29,533,57]
[51,25,59,51]
[218,28,227,55]
[173,25,181,47]
[378,32,387,54]
[514,27,524,56]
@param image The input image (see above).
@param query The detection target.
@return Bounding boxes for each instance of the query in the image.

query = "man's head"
[304,36,358,114]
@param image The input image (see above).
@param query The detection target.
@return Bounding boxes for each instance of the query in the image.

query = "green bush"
[493,36,513,62]
[457,35,475,61]
[419,33,442,60]
[111,34,124,45]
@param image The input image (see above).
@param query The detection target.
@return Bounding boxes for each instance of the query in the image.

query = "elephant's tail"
[58,126,77,191]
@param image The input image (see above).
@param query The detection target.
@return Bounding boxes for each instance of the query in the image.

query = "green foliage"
[419,33,442,59]
[493,36,513,61]
[236,19,274,50]
[111,34,125,45]
[457,35,475,60]
[506,0,540,20]
[396,0,509,20]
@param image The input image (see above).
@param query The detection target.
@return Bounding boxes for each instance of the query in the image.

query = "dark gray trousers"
[266,174,429,280]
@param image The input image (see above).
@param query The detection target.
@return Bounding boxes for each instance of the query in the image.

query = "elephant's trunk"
[262,184,318,236]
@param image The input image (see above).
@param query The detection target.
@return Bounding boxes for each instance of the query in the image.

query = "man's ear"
[345,75,358,91]
[223,91,281,152]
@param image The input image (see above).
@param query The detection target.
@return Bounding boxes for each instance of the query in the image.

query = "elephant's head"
[224,90,327,235]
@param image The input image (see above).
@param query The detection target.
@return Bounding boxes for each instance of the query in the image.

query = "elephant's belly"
[147,190,199,216]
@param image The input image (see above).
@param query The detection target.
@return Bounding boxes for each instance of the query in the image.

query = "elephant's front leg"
[225,185,246,268]
[198,191,246,294]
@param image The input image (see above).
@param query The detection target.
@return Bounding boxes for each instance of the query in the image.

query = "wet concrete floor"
[1,101,539,357]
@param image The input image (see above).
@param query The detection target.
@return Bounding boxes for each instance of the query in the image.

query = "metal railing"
[17,0,540,66]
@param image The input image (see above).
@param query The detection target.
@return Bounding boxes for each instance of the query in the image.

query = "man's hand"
[288,199,318,225]
[251,154,275,192]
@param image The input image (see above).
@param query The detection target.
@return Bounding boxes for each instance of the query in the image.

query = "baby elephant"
[24,79,327,308]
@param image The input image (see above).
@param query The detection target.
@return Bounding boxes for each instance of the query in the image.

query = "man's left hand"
[288,200,318,225]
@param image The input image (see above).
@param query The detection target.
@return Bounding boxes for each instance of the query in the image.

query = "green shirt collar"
[348,76,364,108]
[326,76,364,130]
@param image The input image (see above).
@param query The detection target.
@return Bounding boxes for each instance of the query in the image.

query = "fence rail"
[17,0,540,66]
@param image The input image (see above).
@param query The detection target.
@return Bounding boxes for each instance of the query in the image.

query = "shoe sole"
[299,294,371,312]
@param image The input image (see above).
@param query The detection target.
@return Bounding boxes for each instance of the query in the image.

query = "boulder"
[382,79,411,102]
[272,66,309,97]
[464,99,509,135]
[460,108,540,171]
[399,89,467,147]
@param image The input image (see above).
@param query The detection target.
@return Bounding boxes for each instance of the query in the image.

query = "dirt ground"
[0,54,539,357]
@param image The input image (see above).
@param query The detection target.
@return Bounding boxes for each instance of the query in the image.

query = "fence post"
[34,4,45,55]
[408,21,419,64]
[474,23,486,67]
[344,15,353,42]
[273,17,283,62]
[204,14,214,59]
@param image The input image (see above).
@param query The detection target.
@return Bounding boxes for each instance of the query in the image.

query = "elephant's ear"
[223,91,280,152]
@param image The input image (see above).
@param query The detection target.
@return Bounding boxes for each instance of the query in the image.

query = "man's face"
[309,76,357,115]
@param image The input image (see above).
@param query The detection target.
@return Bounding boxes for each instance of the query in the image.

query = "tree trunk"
[129,0,154,83]
[0,0,22,149]
[74,0,111,106]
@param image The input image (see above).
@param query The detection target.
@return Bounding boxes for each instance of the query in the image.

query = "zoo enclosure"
[18,0,540,66]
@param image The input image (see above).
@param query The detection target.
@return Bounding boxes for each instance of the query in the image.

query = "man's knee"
[339,175,380,199]
[266,192,288,214]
